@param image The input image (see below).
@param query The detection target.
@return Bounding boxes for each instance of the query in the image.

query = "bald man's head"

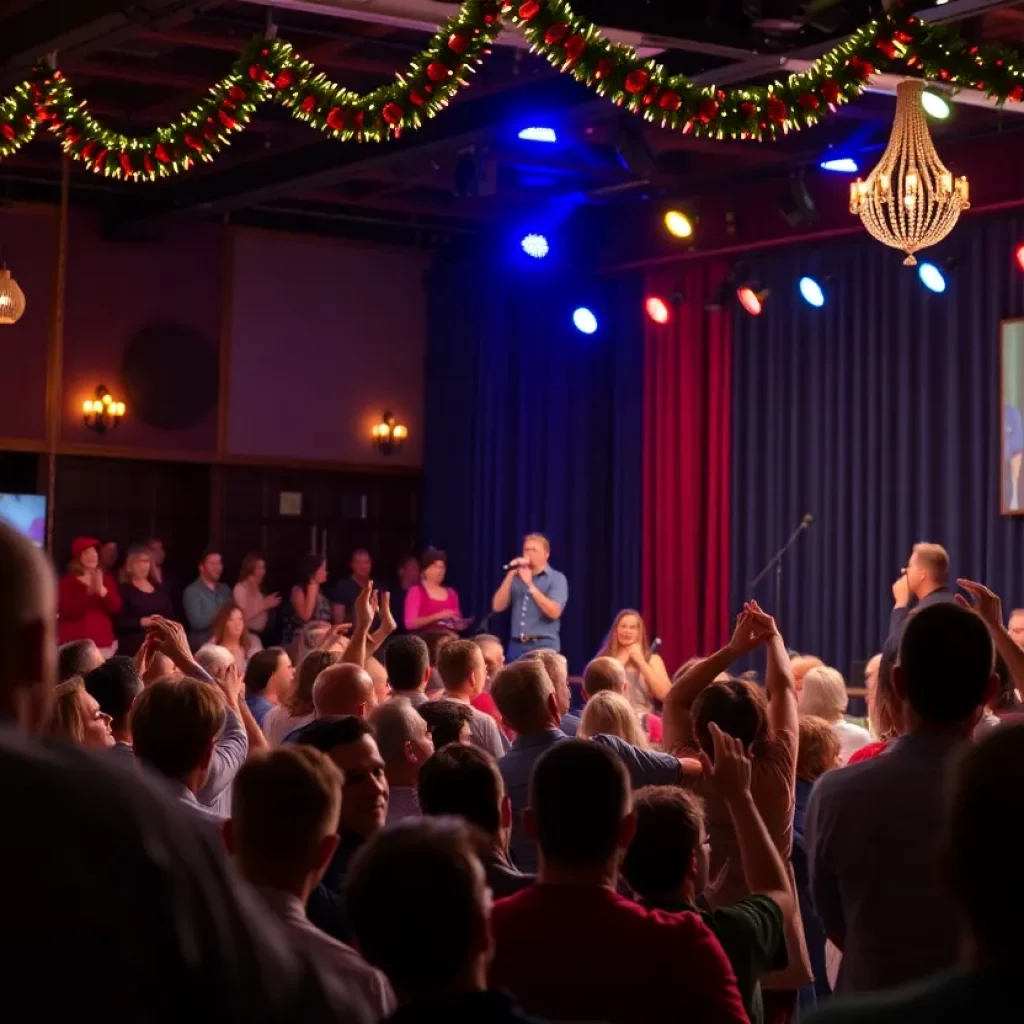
[583,657,627,699]
[0,522,57,732]
[313,663,376,719]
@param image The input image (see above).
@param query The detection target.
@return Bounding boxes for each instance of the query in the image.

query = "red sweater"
[57,572,122,648]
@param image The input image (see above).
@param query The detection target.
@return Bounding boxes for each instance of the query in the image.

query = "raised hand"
[698,721,753,803]
[727,610,764,657]
[892,571,910,606]
[378,590,397,634]
[956,578,1004,631]
[147,616,191,664]
[353,578,376,632]
[745,600,779,640]
[263,592,282,610]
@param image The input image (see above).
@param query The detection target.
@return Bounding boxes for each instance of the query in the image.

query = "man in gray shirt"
[806,599,997,995]
[182,548,232,649]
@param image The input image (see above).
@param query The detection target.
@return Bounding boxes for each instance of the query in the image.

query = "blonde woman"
[116,543,174,656]
[210,602,263,676]
[233,552,280,639]
[44,677,115,750]
[579,690,649,749]
[798,665,872,764]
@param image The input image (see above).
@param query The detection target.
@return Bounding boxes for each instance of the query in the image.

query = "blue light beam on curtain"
[422,264,643,672]
[731,212,1024,676]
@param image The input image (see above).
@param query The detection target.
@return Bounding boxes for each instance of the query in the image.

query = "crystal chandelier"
[0,265,25,325]
[850,79,969,266]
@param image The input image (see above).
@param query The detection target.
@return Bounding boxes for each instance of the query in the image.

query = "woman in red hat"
[57,537,123,655]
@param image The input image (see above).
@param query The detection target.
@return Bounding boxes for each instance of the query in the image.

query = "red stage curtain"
[642,261,732,673]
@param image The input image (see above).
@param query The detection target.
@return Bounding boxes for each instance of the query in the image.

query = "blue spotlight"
[521,233,550,259]
[918,261,947,293]
[573,307,598,335]
[518,126,558,143]
[799,276,825,307]
[820,157,858,174]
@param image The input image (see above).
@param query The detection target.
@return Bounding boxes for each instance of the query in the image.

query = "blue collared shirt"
[244,693,274,729]
[509,566,568,646]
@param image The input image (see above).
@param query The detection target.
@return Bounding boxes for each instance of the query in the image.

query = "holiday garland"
[1,0,1024,179]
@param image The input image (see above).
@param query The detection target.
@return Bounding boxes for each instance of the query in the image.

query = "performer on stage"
[491,533,568,661]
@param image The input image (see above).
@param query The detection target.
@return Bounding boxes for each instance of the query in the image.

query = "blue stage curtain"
[731,212,1024,677]
[422,263,643,671]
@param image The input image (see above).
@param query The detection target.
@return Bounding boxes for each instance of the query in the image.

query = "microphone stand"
[749,518,813,615]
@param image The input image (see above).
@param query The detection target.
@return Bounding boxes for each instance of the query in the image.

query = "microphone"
[502,557,525,572]
[650,637,662,656]
[800,513,815,529]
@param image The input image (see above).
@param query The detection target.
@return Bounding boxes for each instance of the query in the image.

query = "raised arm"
[491,569,516,613]
[749,601,798,740]
[342,579,375,667]
[367,591,397,654]
[957,578,1024,697]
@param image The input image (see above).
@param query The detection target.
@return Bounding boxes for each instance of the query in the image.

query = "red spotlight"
[645,295,671,324]
[737,286,766,316]
[1015,243,1024,273]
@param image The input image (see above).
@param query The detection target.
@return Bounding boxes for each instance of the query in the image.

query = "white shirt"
[834,718,873,764]
[263,707,314,747]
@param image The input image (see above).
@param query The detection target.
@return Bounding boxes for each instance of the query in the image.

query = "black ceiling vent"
[121,322,219,431]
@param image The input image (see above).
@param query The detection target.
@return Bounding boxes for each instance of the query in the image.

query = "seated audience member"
[0,520,368,1023]
[84,656,143,761]
[583,655,628,699]
[330,548,374,627]
[57,537,122,655]
[298,716,389,944]
[385,634,431,707]
[474,633,506,684]
[490,740,747,1023]
[131,678,230,834]
[597,609,672,717]
[663,601,813,1015]
[622,724,791,1024]
[312,663,376,720]
[417,698,473,748]
[522,648,576,735]
[437,639,508,758]
[423,629,457,698]
[347,819,545,1024]
[883,542,956,657]
[263,650,340,745]
[579,689,649,748]
[282,555,333,649]
[116,543,174,656]
[789,654,824,692]
[369,699,434,825]
[794,716,842,1007]
[807,723,1024,1024]
[365,655,390,706]
[182,549,232,650]
[232,552,281,640]
[806,601,997,995]
[43,676,115,750]
[493,659,686,874]
[403,547,463,633]
[418,743,533,899]
[799,666,871,764]
[211,602,263,676]
[849,651,901,764]
[57,638,104,682]
[243,647,292,729]
[227,747,394,1019]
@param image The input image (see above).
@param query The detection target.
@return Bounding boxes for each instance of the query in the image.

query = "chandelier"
[850,79,969,266]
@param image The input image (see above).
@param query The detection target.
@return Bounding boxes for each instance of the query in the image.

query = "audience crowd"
[12,527,1024,1022]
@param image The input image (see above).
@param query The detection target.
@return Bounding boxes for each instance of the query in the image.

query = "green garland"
[2,0,1024,179]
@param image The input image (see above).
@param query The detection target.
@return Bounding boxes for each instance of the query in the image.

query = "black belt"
[515,633,549,643]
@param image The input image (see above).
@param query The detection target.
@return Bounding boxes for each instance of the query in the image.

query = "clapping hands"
[727,601,778,656]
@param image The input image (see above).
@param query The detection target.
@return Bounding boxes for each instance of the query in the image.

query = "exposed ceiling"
[0,0,1022,248]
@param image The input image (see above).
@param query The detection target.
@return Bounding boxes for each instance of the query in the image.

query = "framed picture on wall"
[1002,318,1024,514]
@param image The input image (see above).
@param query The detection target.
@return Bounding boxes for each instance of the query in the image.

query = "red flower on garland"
[300,94,317,114]
[642,87,659,107]
[119,152,133,176]
[185,132,205,152]
[82,140,96,159]
[326,107,348,132]
[894,30,913,44]
[739,101,757,119]
[798,92,820,110]
[518,1,541,21]
[659,91,682,111]
[544,22,570,46]
[153,143,170,163]
[274,69,295,90]
[202,123,217,140]
[766,96,788,123]
[821,80,841,105]
[697,98,718,123]
[876,39,898,59]
[0,123,14,141]
[94,149,108,171]
[427,62,450,83]
[594,58,614,80]
[354,110,365,131]
[448,33,470,54]
[409,89,426,107]
[218,109,238,130]
[382,102,404,125]
[229,85,247,101]
[248,64,269,82]
[1010,85,1024,102]
[65,127,80,145]
[625,69,650,94]
[563,34,587,64]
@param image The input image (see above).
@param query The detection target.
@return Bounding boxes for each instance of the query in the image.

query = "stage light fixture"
[799,276,826,307]
[918,261,947,293]
[573,307,598,334]
[737,286,768,316]
[521,233,550,259]
[820,157,858,174]
[518,126,558,143]
[1015,243,1024,273]
[645,296,671,325]
[921,90,951,120]
[664,211,694,239]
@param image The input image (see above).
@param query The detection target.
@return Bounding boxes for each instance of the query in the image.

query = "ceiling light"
[737,286,768,316]
[645,296,671,325]
[820,157,858,174]
[518,126,558,143]
[521,233,550,259]
[799,276,825,307]
[918,261,947,293]
[664,211,694,239]
[573,307,598,334]
[921,90,951,120]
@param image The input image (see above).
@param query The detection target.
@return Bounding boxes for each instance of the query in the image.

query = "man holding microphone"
[491,533,568,661]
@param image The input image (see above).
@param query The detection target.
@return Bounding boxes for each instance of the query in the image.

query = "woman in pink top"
[404,548,463,633]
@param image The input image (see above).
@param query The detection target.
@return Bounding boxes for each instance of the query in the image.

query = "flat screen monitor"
[0,493,47,547]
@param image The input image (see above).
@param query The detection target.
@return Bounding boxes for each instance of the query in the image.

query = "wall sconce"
[371,410,408,455]
[82,386,126,435]
[0,265,25,325]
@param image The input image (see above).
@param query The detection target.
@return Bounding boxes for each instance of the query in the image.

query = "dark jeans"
[507,637,559,661]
